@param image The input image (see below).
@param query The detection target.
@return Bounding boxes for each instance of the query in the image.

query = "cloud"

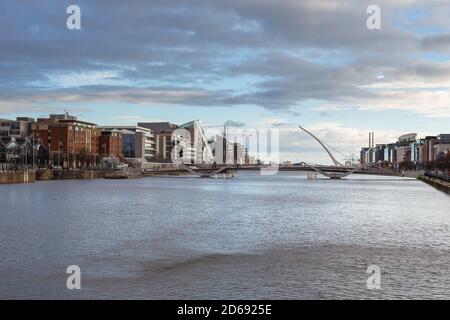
[421,33,450,52]
[224,120,246,127]
[0,85,236,111]
[1,0,450,121]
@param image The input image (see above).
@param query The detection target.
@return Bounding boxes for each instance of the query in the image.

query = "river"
[0,171,449,299]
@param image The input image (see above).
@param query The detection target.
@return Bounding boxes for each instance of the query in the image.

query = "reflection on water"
[0,172,449,299]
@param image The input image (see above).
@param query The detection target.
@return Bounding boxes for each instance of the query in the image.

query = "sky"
[1,0,450,164]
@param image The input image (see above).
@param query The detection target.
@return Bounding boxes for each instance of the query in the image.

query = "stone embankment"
[1,169,105,184]
[0,171,36,184]
[419,175,450,194]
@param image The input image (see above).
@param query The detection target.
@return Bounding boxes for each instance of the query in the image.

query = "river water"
[0,171,449,299]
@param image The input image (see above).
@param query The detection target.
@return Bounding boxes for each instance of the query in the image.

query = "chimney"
[369,132,372,148]
[372,132,375,148]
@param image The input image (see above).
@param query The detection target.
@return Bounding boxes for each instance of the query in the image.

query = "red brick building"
[99,129,123,159]
[31,113,100,168]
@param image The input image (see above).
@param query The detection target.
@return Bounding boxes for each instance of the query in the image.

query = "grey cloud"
[224,120,246,128]
[0,85,235,110]
[421,33,450,52]
[0,0,449,116]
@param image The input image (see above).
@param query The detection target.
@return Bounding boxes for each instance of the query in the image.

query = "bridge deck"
[142,165,401,177]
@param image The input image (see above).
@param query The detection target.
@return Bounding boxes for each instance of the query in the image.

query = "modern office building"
[433,134,450,161]
[361,132,449,169]
[137,122,178,162]
[383,143,396,164]
[410,139,423,164]
[398,133,417,145]
[360,147,369,165]
[395,133,417,165]
[233,142,246,165]
[396,146,411,164]
[0,117,35,139]
[98,126,155,161]
[374,144,386,163]
[178,120,214,164]
[420,136,438,164]
[211,134,245,165]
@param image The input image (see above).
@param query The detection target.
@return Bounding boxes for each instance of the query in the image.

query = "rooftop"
[58,119,97,126]
[398,133,417,142]
[137,122,178,133]
[99,125,150,130]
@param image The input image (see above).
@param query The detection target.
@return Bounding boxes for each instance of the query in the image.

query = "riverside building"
[31,113,100,168]
[137,122,178,162]
[98,126,155,162]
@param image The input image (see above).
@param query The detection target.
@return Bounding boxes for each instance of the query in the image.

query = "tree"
[77,149,87,168]
[399,160,415,171]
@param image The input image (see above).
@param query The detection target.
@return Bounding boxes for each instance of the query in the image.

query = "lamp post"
[0,142,4,172]
[32,136,36,169]
[24,137,30,171]
[6,137,18,172]
[33,140,40,169]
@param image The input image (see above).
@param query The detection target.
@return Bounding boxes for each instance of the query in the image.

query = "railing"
[425,172,450,182]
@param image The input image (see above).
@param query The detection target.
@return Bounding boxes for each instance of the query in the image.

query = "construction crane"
[343,153,360,166]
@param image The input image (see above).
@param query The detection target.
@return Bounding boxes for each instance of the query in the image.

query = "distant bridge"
[297,125,396,179]
[238,164,401,176]
[142,163,237,178]
[141,124,397,179]
[179,163,236,178]
[142,163,399,178]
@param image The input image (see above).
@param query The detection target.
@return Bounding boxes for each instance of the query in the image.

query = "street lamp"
[22,137,30,170]
[6,137,18,172]
[33,139,41,169]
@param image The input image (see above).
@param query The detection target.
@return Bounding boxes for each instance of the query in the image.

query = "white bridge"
[179,163,236,178]
[298,125,373,179]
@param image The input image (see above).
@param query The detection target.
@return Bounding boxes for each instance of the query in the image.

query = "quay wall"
[2,169,107,184]
[419,176,450,194]
[0,171,36,185]
[61,170,104,180]
[36,169,105,181]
